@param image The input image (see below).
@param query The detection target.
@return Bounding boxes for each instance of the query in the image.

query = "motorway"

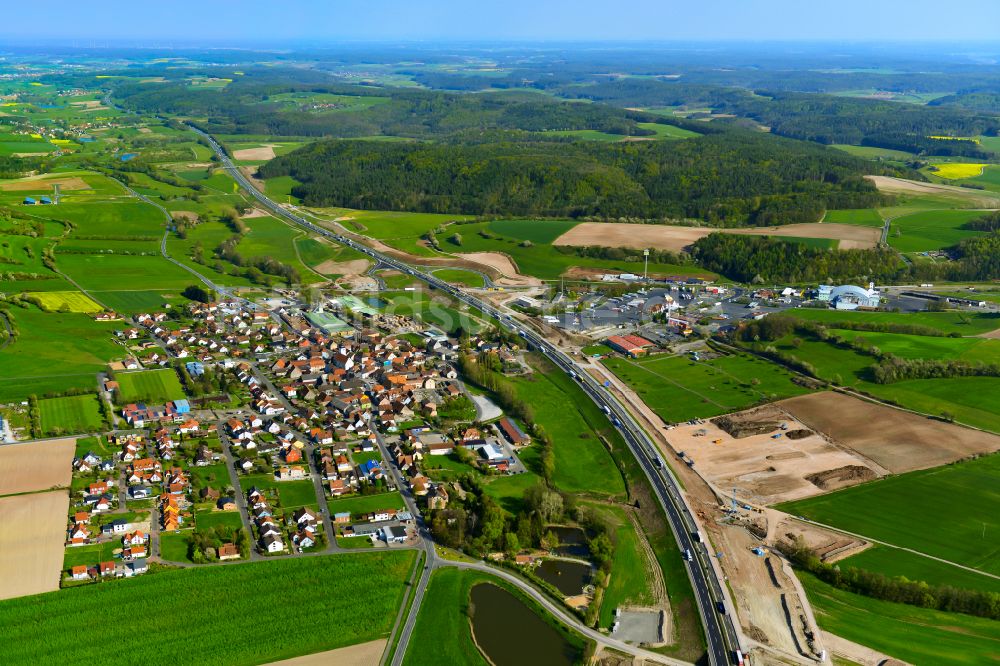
[195,126,743,666]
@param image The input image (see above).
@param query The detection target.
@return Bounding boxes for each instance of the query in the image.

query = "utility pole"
[643,248,649,282]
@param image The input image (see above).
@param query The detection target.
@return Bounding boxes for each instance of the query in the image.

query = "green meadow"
[114,369,186,404]
[778,454,1000,575]
[0,306,121,401]
[603,352,812,423]
[887,209,985,253]
[800,573,1000,666]
[38,394,104,434]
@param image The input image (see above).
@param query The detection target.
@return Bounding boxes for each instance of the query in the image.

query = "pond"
[470,583,580,666]
[535,559,592,596]
[365,296,387,308]
[548,525,589,558]
[120,152,138,162]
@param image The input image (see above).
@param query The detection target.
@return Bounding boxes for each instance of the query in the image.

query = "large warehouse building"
[817,283,881,310]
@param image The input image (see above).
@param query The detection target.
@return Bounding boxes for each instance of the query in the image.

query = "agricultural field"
[114,369,185,404]
[886,209,985,253]
[784,308,1000,336]
[86,290,192,313]
[28,291,102,314]
[822,209,884,226]
[602,351,812,424]
[928,162,988,179]
[57,254,197,291]
[551,221,881,253]
[769,331,1000,433]
[0,552,416,666]
[38,394,104,434]
[839,546,1000,595]
[0,491,70,601]
[433,219,714,281]
[53,200,165,238]
[778,453,1000,575]
[833,328,1000,363]
[800,573,1000,666]
[0,306,122,401]
[832,144,914,161]
[0,438,75,496]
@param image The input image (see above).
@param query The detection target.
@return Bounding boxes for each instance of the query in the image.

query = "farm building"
[607,334,655,357]
[497,417,527,445]
[817,283,881,310]
[22,197,36,205]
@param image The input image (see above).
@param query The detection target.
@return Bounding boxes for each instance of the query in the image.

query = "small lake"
[120,152,138,162]
[365,296,386,308]
[535,559,592,596]
[548,525,589,558]
[470,583,579,666]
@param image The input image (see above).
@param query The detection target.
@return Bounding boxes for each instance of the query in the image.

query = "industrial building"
[817,284,881,310]
[607,334,655,357]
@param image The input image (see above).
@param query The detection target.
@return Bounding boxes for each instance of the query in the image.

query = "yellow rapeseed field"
[931,163,988,179]
[30,291,102,313]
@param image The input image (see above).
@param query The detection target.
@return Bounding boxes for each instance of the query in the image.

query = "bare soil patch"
[170,210,199,223]
[456,252,542,286]
[1,176,91,192]
[233,145,277,161]
[668,406,882,505]
[779,391,1000,474]
[241,207,270,219]
[238,166,265,192]
[0,438,74,495]
[0,490,69,600]
[805,465,878,492]
[314,258,370,276]
[263,639,386,666]
[553,222,880,252]
[769,511,870,564]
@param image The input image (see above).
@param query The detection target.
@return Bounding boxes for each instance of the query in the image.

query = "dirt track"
[263,639,386,666]
[779,391,1000,474]
[553,222,880,252]
[0,438,75,496]
[0,491,69,600]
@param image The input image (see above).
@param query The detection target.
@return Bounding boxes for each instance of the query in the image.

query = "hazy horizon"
[1,1,1000,44]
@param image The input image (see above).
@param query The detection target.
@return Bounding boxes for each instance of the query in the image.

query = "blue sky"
[3,1,1000,43]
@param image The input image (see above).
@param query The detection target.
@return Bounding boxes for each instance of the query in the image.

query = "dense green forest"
[112,77,682,139]
[690,233,904,283]
[259,131,891,223]
[553,80,1000,155]
[692,230,1000,283]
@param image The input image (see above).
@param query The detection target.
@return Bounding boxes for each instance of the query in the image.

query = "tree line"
[785,537,1000,621]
